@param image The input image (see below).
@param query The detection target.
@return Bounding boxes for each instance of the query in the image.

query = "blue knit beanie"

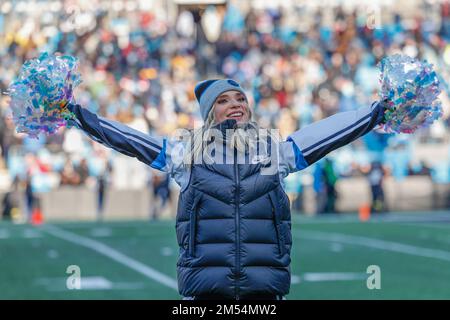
[194,79,246,121]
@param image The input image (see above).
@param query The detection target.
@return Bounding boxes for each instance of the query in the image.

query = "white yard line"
[398,222,450,230]
[294,230,450,263]
[43,225,178,291]
[54,221,174,229]
[292,212,450,225]
[301,272,367,282]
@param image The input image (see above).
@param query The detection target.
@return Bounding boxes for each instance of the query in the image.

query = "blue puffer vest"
[175,121,292,299]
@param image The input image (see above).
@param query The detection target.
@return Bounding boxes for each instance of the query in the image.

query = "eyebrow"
[217,92,245,99]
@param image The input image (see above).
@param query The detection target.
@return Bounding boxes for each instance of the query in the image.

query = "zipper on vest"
[234,148,240,300]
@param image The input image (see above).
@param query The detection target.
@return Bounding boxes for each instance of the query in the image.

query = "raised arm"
[279,101,386,176]
[67,103,167,171]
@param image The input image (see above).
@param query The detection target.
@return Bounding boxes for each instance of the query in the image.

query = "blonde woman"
[67,78,387,300]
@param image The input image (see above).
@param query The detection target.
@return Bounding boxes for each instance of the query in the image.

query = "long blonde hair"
[182,106,279,167]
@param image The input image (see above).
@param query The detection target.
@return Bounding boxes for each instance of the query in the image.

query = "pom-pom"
[379,54,443,134]
[7,52,82,138]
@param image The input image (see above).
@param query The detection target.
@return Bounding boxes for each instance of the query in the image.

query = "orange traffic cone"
[358,203,371,222]
[31,207,44,225]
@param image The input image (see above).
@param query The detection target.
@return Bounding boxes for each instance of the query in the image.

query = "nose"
[230,98,244,108]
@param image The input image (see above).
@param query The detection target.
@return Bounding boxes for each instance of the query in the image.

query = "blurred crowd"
[0,0,450,218]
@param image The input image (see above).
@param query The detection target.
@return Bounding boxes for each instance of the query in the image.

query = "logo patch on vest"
[252,154,271,165]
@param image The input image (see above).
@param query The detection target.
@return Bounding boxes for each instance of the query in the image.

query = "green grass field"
[1,212,450,299]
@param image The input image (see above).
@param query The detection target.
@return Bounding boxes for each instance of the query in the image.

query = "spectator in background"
[313,161,327,214]
[0,115,16,164]
[367,161,388,213]
[314,159,339,214]
[24,173,34,222]
[283,171,304,213]
[150,171,171,220]
[96,174,106,221]
[408,160,432,176]
[1,176,20,221]
[76,158,90,186]
[323,158,338,213]
[60,159,81,186]
[96,161,112,222]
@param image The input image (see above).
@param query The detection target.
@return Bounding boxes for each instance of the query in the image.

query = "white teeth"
[228,112,243,117]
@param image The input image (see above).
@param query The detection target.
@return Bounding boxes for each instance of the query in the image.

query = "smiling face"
[212,90,251,124]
